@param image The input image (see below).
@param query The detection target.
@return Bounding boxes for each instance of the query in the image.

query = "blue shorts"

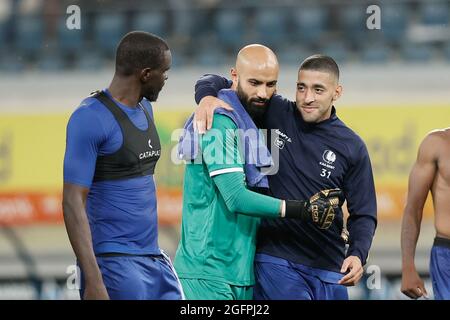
[79,252,184,300]
[254,253,348,300]
[430,237,450,300]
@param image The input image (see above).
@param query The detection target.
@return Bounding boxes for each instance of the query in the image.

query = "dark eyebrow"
[248,79,263,84]
[313,84,326,90]
[297,82,326,90]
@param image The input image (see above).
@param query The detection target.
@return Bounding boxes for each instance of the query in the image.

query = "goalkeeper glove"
[284,188,342,230]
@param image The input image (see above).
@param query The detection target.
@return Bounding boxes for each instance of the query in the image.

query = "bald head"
[231,44,279,128]
[235,44,279,74]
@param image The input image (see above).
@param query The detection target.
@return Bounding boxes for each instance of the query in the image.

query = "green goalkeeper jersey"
[174,114,282,286]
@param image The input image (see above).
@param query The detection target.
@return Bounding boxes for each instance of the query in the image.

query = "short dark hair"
[299,54,339,80]
[115,31,169,76]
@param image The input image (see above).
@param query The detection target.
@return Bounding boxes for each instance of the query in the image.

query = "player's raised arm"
[194,74,233,104]
[401,133,438,299]
[193,74,234,133]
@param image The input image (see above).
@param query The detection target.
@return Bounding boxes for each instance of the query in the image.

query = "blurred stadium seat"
[338,4,367,45]
[360,42,390,64]
[402,42,433,62]
[185,7,212,39]
[215,9,246,51]
[0,53,25,72]
[169,50,187,69]
[381,3,409,44]
[2,1,450,71]
[74,51,105,71]
[94,13,126,55]
[253,8,288,48]
[277,45,312,66]
[194,46,228,67]
[420,1,449,25]
[320,41,349,64]
[37,50,65,71]
[0,16,7,47]
[444,41,450,60]
[15,15,44,55]
[291,6,328,46]
[132,11,167,38]
[57,16,84,54]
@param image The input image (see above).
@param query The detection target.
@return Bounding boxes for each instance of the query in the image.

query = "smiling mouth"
[302,106,318,113]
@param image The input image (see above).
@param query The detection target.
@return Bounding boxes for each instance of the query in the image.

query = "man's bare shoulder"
[418,128,450,161]
[423,127,450,144]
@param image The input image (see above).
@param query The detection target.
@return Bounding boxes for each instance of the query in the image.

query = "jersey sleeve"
[63,106,106,188]
[201,114,244,177]
[213,171,281,218]
[194,74,233,104]
[344,141,378,265]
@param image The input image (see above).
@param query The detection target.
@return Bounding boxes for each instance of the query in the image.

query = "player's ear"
[140,68,153,82]
[230,67,238,83]
[333,85,343,101]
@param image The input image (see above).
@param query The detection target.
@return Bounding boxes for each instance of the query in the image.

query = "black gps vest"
[91,91,161,182]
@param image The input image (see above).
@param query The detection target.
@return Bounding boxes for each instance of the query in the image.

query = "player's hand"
[194,96,233,134]
[302,188,342,229]
[83,282,110,300]
[339,256,364,286]
[401,268,428,299]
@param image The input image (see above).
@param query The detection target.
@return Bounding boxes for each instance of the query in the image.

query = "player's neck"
[108,76,141,108]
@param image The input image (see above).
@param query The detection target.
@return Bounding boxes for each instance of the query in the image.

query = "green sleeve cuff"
[213,171,281,218]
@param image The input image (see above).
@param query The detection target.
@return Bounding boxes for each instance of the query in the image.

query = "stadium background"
[0,0,449,299]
